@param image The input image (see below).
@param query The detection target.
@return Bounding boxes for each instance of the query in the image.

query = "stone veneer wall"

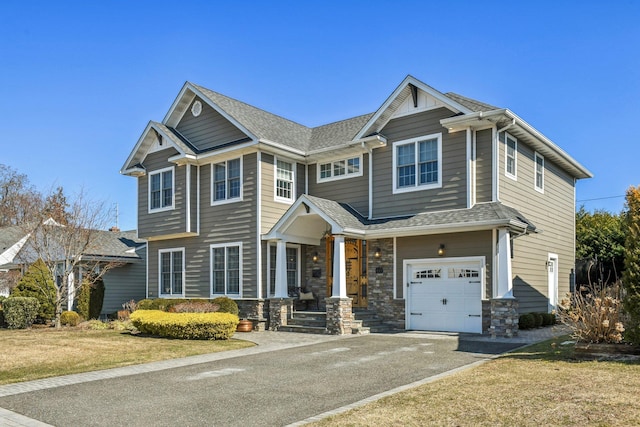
[490,298,519,338]
[367,238,405,329]
[325,297,353,335]
[482,300,491,333]
[236,299,267,331]
[267,298,291,331]
[304,240,329,310]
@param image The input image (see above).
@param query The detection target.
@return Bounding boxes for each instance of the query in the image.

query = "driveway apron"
[0,333,522,426]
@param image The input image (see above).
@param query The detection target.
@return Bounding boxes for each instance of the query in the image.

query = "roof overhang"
[441,109,593,180]
[306,134,387,163]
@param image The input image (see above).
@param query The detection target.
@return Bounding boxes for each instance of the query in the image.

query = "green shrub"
[532,312,544,328]
[110,320,135,331]
[136,298,184,311]
[130,310,239,340]
[171,301,220,313]
[542,312,556,326]
[11,259,56,322]
[0,295,7,304]
[76,278,105,320]
[0,307,4,328]
[212,297,239,316]
[60,311,81,326]
[518,313,535,330]
[85,319,110,330]
[3,297,40,329]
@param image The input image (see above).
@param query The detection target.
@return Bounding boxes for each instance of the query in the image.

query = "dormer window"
[149,167,174,212]
[317,156,362,182]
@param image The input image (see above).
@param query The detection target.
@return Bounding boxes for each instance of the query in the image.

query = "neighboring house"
[121,75,591,336]
[0,224,147,316]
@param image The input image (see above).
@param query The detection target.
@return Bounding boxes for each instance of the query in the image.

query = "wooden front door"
[326,237,368,308]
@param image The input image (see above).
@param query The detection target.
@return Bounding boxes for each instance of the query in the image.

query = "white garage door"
[407,259,483,334]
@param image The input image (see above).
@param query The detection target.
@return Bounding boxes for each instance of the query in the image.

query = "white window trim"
[158,247,185,298]
[534,151,544,193]
[274,156,296,204]
[392,133,443,194]
[316,155,364,183]
[505,133,517,181]
[210,242,243,298]
[148,166,175,213]
[266,243,301,297]
[210,157,243,206]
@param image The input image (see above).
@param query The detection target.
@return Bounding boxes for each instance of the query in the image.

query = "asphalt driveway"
[0,332,522,426]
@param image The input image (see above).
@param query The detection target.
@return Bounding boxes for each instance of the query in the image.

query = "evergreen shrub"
[76,278,105,320]
[60,311,81,326]
[518,313,535,330]
[3,297,40,329]
[130,310,238,340]
[11,259,56,322]
[212,296,239,316]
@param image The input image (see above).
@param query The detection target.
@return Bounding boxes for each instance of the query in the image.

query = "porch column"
[332,235,347,298]
[274,239,288,298]
[496,229,514,299]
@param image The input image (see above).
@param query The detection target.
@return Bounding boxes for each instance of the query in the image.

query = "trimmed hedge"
[130,310,239,340]
[11,259,56,322]
[136,297,239,316]
[3,297,40,329]
[60,311,81,326]
[77,278,105,320]
[518,313,535,330]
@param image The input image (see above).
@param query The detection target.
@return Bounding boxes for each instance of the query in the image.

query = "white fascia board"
[363,219,529,239]
[121,121,155,174]
[257,139,307,158]
[121,122,190,175]
[354,75,474,140]
[0,233,30,265]
[162,81,195,126]
[263,195,344,240]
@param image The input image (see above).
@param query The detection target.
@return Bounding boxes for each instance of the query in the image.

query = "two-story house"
[121,75,591,336]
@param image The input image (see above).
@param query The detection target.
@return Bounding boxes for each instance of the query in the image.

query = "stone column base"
[268,298,292,331]
[490,298,519,338]
[325,297,353,335]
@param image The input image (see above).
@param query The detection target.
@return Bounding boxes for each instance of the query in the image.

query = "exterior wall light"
[438,244,445,257]
[374,247,381,258]
[312,252,319,263]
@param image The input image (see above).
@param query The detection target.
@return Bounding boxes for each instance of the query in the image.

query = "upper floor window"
[505,133,517,180]
[149,167,174,212]
[392,133,442,194]
[212,158,242,205]
[534,152,544,193]
[275,158,295,203]
[210,242,242,296]
[159,248,184,297]
[317,156,362,182]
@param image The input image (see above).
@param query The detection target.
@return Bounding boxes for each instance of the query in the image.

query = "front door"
[326,237,368,308]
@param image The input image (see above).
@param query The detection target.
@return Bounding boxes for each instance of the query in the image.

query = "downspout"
[364,142,373,220]
[494,118,516,202]
[257,150,262,299]
[466,127,472,208]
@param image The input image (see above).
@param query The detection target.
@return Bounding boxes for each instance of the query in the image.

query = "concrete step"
[279,325,327,334]
[287,317,326,328]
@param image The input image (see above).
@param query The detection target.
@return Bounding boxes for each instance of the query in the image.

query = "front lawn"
[0,327,254,385]
[314,336,640,426]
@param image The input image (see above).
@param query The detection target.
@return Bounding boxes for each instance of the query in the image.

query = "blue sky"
[1,1,638,230]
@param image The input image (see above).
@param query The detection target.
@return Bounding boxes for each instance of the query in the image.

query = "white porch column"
[274,239,288,298]
[331,235,347,298]
[67,269,75,311]
[496,229,514,298]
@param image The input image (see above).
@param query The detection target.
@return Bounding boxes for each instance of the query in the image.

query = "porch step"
[278,325,327,334]
[353,309,398,334]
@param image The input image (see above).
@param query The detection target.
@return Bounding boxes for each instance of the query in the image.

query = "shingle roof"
[309,113,375,151]
[299,196,535,236]
[192,83,312,152]
[444,92,499,112]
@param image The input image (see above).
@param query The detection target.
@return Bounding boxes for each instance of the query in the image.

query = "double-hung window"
[211,243,242,296]
[149,167,174,212]
[505,134,517,180]
[268,244,299,296]
[159,248,184,296]
[317,156,362,182]
[212,158,242,204]
[534,152,544,193]
[393,133,442,193]
[275,158,295,203]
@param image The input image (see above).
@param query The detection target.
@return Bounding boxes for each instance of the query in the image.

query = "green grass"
[0,327,254,385]
[314,336,640,426]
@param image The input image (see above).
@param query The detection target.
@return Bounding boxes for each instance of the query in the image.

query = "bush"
[84,319,110,330]
[3,297,40,329]
[171,301,220,313]
[532,312,544,328]
[130,310,239,340]
[11,259,56,322]
[543,312,556,326]
[0,307,4,328]
[518,313,535,330]
[76,278,105,320]
[60,311,81,326]
[212,297,239,316]
[136,298,184,311]
[559,282,626,343]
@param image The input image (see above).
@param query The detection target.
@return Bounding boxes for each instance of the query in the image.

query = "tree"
[43,186,69,225]
[0,164,42,226]
[623,186,640,344]
[11,259,57,322]
[575,207,626,285]
[20,188,122,328]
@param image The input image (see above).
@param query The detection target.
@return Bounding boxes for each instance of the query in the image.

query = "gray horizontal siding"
[101,246,147,315]
[498,133,576,313]
[373,108,468,218]
[475,129,492,203]
[396,231,493,300]
[138,149,187,239]
[308,153,369,217]
[147,153,258,299]
[176,96,249,151]
[260,153,296,234]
